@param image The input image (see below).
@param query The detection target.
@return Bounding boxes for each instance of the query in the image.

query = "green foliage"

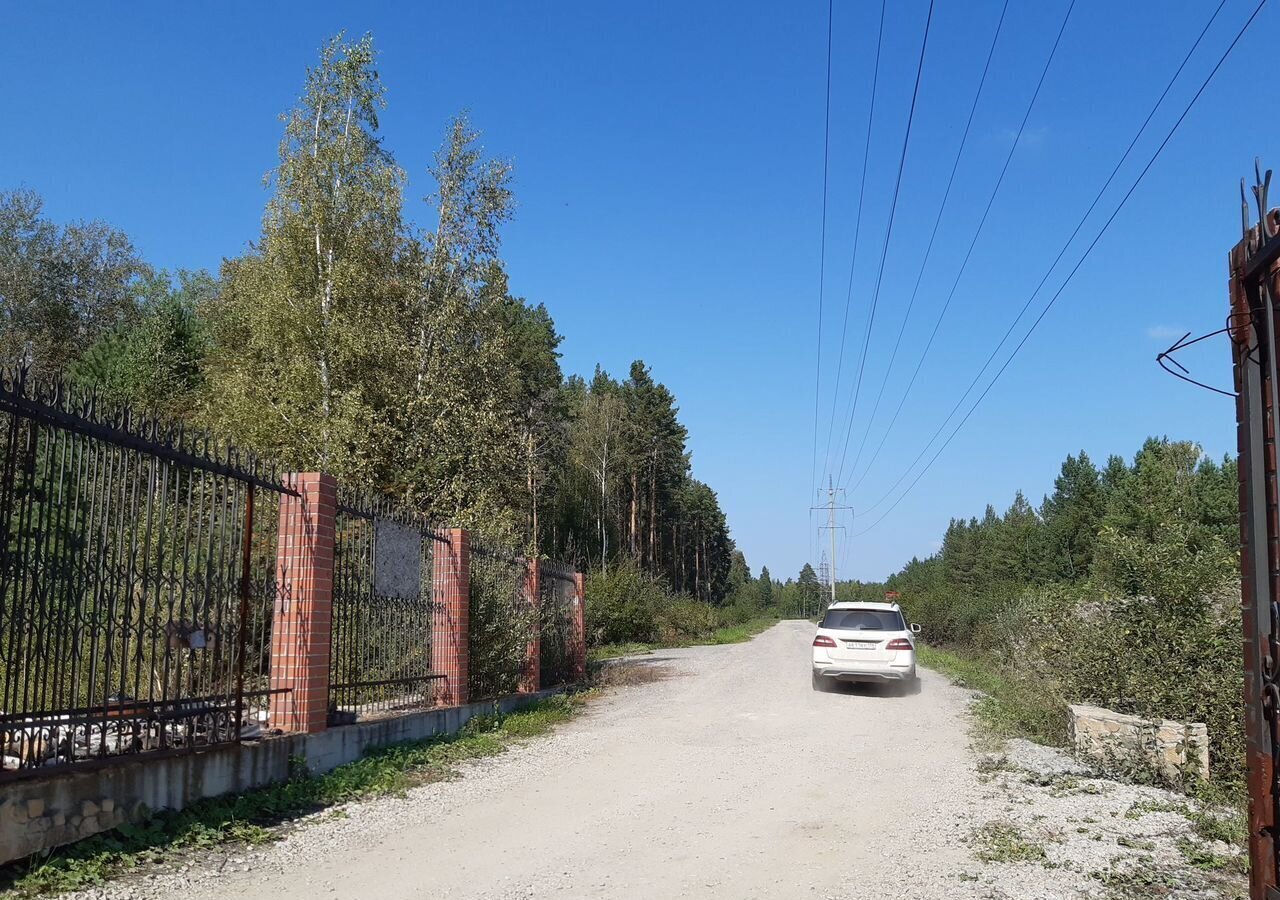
[971,822,1049,864]
[0,695,582,897]
[0,189,151,377]
[916,645,1066,747]
[583,559,781,651]
[893,437,1243,784]
[468,549,539,699]
[70,270,214,418]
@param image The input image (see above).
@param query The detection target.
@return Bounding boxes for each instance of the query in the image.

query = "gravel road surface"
[183,620,982,899]
[82,620,1243,899]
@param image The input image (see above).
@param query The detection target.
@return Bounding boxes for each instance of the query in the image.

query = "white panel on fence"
[374,519,422,599]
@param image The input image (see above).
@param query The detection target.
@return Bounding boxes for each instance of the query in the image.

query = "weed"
[1176,837,1247,875]
[916,646,1066,748]
[1123,799,1186,820]
[971,822,1049,864]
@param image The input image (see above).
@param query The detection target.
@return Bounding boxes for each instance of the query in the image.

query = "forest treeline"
[0,33,752,619]
[841,438,1242,783]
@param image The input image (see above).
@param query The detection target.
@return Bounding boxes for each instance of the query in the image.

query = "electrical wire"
[854,0,1267,537]
[808,0,835,557]
[820,0,886,481]
[842,0,1011,491]
[843,0,1078,495]
[831,0,936,489]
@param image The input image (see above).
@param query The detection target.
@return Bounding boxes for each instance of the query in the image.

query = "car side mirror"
[910,623,922,634]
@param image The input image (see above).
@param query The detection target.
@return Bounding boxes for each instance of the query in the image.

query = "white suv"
[811,601,919,691]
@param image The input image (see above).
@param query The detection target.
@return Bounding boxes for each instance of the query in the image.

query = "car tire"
[811,672,825,692]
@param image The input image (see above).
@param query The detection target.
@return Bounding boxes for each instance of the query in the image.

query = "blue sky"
[5,1,1277,582]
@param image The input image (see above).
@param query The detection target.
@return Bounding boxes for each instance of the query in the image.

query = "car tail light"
[886,638,913,651]
[813,635,837,648]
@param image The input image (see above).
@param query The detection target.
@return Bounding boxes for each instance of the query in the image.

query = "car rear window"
[820,609,906,631]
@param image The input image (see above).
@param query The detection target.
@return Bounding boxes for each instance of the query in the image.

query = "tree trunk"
[629,472,639,559]
[648,466,657,573]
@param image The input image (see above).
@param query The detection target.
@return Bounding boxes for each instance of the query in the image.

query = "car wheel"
[811,672,825,692]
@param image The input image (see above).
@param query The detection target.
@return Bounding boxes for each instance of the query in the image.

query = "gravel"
[65,621,1245,899]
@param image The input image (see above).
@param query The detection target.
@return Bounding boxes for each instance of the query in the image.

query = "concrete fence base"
[0,689,566,866]
[1068,703,1209,784]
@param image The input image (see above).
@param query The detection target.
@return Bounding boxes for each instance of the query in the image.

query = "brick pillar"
[571,572,587,683]
[269,473,337,735]
[432,528,470,707]
[519,558,542,694]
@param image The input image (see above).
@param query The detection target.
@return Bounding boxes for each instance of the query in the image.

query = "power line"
[808,0,835,533]
[854,0,1267,537]
[820,0,886,481]
[831,0,936,489]
[841,0,1011,489]
[844,0,1077,495]
[856,0,1235,518]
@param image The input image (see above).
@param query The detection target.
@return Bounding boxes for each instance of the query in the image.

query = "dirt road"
[183,620,986,899]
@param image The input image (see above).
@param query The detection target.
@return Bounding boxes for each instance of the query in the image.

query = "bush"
[583,560,669,646]
[583,560,771,649]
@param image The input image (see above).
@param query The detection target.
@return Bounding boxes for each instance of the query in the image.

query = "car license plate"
[845,641,877,650]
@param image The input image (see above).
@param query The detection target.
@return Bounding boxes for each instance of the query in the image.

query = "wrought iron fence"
[328,491,446,723]
[467,542,533,701]
[539,562,577,689]
[0,371,291,779]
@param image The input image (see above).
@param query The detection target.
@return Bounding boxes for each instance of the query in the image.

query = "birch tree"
[203,33,410,483]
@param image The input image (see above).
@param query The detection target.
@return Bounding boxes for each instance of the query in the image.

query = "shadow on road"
[818,678,922,699]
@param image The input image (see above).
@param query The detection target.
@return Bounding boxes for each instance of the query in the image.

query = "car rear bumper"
[812,660,915,682]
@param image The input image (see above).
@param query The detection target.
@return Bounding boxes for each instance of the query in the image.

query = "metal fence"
[539,563,577,689]
[328,491,446,723]
[0,371,290,779]
[467,542,533,701]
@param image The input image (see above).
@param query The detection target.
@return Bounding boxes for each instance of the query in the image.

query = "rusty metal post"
[1231,162,1280,900]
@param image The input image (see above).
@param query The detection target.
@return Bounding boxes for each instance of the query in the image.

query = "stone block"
[1068,703,1209,784]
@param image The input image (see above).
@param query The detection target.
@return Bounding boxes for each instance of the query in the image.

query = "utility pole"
[812,477,851,608]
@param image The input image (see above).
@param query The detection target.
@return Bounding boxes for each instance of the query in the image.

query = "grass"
[588,615,779,662]
[0,693,587,898]
[915,644,1065,748]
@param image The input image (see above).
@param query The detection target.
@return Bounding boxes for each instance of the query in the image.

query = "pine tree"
[757,565,774,607]
[1041,451,1104,580]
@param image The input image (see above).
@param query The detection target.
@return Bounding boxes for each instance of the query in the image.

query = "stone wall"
[0,688,566,866]
[1068,703,1209,783]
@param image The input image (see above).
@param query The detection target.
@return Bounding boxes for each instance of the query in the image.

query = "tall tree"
[0,189,150,376]
[1041,451,1104,580]
[71,269,215,419]
[757,565,774,607]
[204,32,409,484]
[570,369,628,568]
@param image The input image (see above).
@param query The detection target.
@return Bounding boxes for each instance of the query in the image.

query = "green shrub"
[583,560,668,645]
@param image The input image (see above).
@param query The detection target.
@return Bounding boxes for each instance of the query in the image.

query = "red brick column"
[571,572,587,683]
[519,558,542,694]
[432,528,470,707]
[268,473,337,734]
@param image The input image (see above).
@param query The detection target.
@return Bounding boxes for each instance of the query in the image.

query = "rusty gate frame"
[1231,161,1280,900]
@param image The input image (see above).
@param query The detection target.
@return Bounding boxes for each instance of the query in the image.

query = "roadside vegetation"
[0,695,585,898]
[862,439,1242,792]
[583,557,800,661]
